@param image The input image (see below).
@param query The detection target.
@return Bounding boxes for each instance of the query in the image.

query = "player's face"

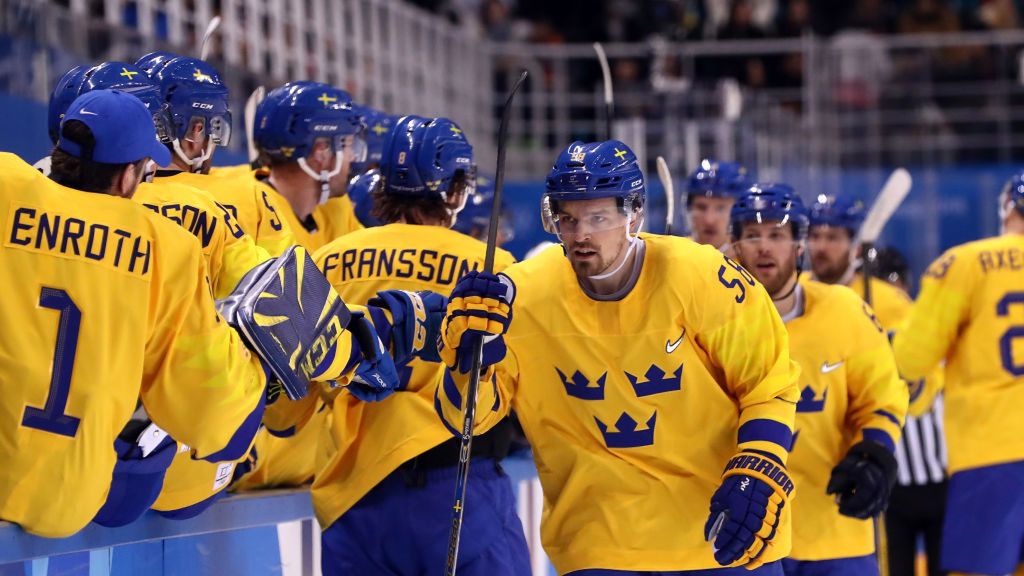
[735,221,801,296]
[556,197,632,277]
[688,196,735,248]
[808,225,851,284]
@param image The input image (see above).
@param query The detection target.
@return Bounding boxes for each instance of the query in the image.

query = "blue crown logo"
[625,364,683,398]
[556,368,606,401]
[595,411,657,448]
[796,385,827,413]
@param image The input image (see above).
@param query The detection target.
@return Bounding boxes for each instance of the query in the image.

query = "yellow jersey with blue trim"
[785,280,907,561]
[261,181,363,253]
[435,234,800,573]
[169,169,297,258]
[134,179,271,298]
[894,234,1024,473]
[307,223,515,529]
[0,153,266,536]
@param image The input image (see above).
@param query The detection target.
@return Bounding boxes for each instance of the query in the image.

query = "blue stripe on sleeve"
[434,388,462,437]
[443,369,463,411]
[863,428,896,453]
[738,419,793,452]
[874,409,902,427]
[200,394,266,463]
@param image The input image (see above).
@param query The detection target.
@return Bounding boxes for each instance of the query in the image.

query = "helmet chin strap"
[172,139,215,173]
[443,189,470,229]
[298,155,344,205]
[587,215,644,281]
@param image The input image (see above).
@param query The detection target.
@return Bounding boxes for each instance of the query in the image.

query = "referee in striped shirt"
[875,247,948,576]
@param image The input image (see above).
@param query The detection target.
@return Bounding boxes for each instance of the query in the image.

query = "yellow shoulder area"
[136,180,219,208]
[803,279,867,316]
[502,241,568,294]
[207,164,256,180]
[643,232,734,279]
[0,153,44,183]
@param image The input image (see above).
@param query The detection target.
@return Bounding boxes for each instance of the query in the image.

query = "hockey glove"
[345,310,400,402]
[440,271,515,374]
[705,450,795,569]
[368,289,447,364]
[217,246,352,400]
[827,440,897,519]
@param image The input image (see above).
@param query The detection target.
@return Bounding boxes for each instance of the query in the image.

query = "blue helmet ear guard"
[1000,172,1024,218]
[730,182,810,241]
[151,56,232,171]
[687,160,752,204]
[352,105,398,174]
[809,194,866,237]
[541,140,646,236]
[451,175,516,242]
[48,65,90,145]
[379,115,476,203]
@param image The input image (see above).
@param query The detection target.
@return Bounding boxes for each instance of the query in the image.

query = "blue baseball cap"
[57,89,172,166]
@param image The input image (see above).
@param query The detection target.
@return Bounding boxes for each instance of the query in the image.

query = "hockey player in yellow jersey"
[436,140,800,575]
[310,115,528,575]
[0,90,269,537]
[44,61,270,299]
[806,194,911,330]
[730,185,907,576]
[893,173,1024,576]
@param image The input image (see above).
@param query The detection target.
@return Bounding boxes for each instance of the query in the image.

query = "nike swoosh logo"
[821,361,844,374]
[78,107,98,116]
[666,328,687,354]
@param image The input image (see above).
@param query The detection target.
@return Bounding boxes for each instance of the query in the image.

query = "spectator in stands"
[717,0,769,87]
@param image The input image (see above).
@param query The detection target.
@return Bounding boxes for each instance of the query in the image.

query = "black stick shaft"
[444,69,528,576]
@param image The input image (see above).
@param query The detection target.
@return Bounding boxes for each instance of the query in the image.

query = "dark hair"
[49,120,141,193]
[372,173,469,226]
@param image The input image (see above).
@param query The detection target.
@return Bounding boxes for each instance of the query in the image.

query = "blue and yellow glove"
[345,311,400,402]
[827,440,897,519]
[440,271,515,374]
[368,289,447,364]
[705,451,794,569]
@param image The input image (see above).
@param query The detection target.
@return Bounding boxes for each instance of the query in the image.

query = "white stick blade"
[859,168,912,244]
[200,16,222,60]
[593,42,613,105]
[657,156,675,233]
[245,86,265,164]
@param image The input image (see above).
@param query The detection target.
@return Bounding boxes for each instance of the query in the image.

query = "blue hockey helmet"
[135,50,177,76]
[1000,172,1024,218]
[79,62,174,145]
[151,56,231,170]
[541,140,645,236]
[255,81,365,163]
[379,115,476,203]
[348,168,383,227]
[48,65,90,145]
[809,194,865,236]
[730,182,810,241]
[687,160,752,204]
[351,104,398,174]
[452,175,515,242]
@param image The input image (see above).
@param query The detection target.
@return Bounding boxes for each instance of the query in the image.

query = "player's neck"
[578,239,643,296]
[771,273,800,318]
[1003,214,1024,235]
[269,168,318,221]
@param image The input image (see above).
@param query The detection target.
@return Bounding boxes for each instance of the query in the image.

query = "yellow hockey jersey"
[259,176,363,252]
[785,281,906,561]
[894,234,1024,473]
[307,223,516,529]
[134,180,271,298]
[171,170,297,258]
[0,154,266,537]
[436,235,800,573]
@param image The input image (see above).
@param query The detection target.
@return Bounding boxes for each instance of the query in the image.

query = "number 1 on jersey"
[22,288,82,438]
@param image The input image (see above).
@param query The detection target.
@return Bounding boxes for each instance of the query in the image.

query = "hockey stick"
[593,42,613,140]
[444,69,529,576]
[245,86,266,169]
[199,16,222,61]
[657,156,675,235]
[839,168,912,303]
